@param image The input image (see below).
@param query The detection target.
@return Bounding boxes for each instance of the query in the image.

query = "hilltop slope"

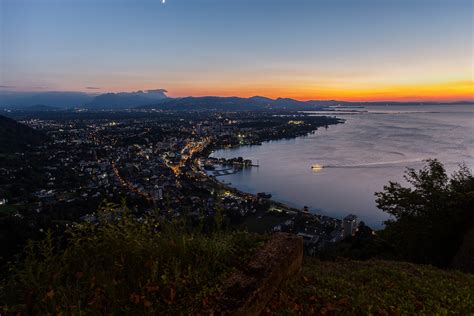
[2,212,473,315]
[0,115,47,153]
[266,258,474,315]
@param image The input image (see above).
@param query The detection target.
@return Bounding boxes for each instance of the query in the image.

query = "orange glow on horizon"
[164,79,474,102]
[22,78,472,103]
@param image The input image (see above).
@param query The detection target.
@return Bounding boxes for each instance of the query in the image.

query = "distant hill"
[1,89,472,110]
[0,89,170,109]
[0,115,47,153]
[140,96,264,111]
[139,96,325,111]
[86,89,169,108]
[0,91,92,108]
[140,96,474,111]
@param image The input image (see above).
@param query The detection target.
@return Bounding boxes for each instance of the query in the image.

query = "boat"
[311,164,323,170]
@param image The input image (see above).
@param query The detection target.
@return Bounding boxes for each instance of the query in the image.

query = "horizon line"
[1,88,473,104]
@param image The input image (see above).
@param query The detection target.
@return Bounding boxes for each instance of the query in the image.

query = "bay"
[211,105,474,228]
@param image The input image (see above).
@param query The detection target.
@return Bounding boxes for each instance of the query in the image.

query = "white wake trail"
[324,158,427,169]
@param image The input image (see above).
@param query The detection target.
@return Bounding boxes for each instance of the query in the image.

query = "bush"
[1,202,265,315]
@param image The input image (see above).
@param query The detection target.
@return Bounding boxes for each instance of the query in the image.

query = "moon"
[162,0,165,3]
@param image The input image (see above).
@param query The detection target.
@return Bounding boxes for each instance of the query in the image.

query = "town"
[0,109,361,261]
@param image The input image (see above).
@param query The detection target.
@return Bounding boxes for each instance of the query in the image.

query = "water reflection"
[212,105,474,228]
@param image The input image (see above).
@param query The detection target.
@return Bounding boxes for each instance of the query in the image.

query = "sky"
[1,0,473,101]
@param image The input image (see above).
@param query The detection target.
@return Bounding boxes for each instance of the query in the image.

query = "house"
[342,214,359,238]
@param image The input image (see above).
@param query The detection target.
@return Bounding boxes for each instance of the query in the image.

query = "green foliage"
[0,202,265,315]
[375,159,474,267]
[268,258,474,315]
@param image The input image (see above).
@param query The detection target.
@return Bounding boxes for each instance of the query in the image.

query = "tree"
[375,159,474,267]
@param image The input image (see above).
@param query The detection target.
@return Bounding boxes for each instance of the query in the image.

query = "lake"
[211,104,474,228]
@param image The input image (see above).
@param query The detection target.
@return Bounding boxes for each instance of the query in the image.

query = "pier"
[213,168,240,176]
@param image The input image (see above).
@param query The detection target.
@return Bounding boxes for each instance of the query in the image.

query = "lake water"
[211,105,474,228]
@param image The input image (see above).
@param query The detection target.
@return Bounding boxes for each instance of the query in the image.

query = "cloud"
[86,86,101,90]
[0,85,14,88]
[146,89,168,94]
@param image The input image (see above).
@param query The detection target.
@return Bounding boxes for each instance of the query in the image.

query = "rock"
[211,233,303,315]
[451,226,474,273]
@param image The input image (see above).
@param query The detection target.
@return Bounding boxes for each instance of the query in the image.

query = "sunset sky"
[1,0,473,101]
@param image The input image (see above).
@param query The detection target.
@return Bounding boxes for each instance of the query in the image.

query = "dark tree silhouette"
[376,159,474,267]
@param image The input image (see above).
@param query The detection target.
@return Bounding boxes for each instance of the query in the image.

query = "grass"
[265,258,474,315]
[3,201,473,315]
[0,202,266,315]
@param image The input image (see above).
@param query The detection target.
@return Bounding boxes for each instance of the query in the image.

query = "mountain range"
[1,89,472,111]
[86,89,168,108]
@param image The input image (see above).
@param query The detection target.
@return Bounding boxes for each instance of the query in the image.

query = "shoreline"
[192,118,345,230]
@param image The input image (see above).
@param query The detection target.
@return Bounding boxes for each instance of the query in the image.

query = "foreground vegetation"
[0,202,265,315]
[376,159,474,268]
[322,160,474,269]
[266,258,474,315]
[2,160,473,314]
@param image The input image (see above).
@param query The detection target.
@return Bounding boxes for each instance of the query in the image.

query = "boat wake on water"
[314,158,427,169]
